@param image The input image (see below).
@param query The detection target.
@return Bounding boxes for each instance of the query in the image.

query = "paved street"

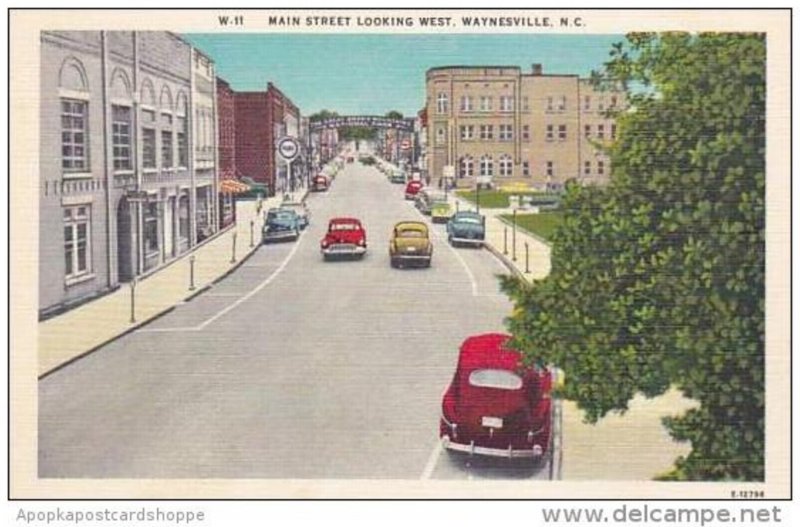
[39,160,555,480]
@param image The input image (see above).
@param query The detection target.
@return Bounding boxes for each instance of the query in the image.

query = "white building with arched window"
[39,31,218,319]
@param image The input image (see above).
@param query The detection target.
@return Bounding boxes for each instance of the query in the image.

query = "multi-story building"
[39,31,218,318]
[425,64,624,190]
[232,82,303,196]
[216,77,236,228]
[191,49,219,241]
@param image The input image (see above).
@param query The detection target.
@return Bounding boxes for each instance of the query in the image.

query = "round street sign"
[277,136,301,162]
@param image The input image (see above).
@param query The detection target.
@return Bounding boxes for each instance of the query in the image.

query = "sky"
[183,34,624,117]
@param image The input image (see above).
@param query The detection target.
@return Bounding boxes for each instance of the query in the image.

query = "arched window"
[498,154,513,177]
[436,92,449,114]
[480,155,493,177]
[459,156,474,178]
[59,57,90,172]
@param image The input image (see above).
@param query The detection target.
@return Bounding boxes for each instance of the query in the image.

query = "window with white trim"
[479,96,492,112]
[177,115,188,167]
[479,155,493,177]
[500,95,514,112]
[521,96,529,111]
[558,95,567,111]
[459,156,474,178]
[546,161,554,178]
[112,105,132,171]
[546,96,554,112]
[597,124,605,140]
[479,124,494,140]
[437,92,449,114]
[597,160,605,175]
[546,124,554,141]
[522,161,530,177]
[558,124,567,141]
[142,109,157,169]
[499,124,513,141]
[63,205,91,279]
[161,130,173,168]
[460,95,472,113]
[61,99,89,171]
[584,124,592,138]
[498,155,513,177]
[460,125,474,141]
[436,127,445,145]
[583,95,591,111]
[584,161,591,176]
[522,125,530,141]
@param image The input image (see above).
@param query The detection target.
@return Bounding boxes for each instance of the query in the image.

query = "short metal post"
[250,220,255,248]
[230,232,237,263]
[456,200,459,213]
[189,255,196,290]
[129,279,137,324]
[512,209,517,262]
[503,225,508,255]
[525,242,530,273]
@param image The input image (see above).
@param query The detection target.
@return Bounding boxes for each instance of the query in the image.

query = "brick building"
[228,82,303,196]
[426,64,625,190]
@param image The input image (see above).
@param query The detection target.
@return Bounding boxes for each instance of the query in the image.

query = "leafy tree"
[308,109,339,122]
[385,110,404,120]
[501,33,765,480]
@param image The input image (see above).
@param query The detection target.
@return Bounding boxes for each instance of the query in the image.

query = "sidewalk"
[38,190,307,378]
[449,196,551,281]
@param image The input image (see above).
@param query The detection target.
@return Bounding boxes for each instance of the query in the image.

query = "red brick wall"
[234,92,272,190]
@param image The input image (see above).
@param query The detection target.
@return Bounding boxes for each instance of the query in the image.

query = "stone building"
[39,31,218,318]
[425,64,625,190]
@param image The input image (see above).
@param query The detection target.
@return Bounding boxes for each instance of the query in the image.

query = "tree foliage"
[501,33,765,480]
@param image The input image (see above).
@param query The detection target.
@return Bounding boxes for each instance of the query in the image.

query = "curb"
[39,217,264,380]
[484,240,527,280]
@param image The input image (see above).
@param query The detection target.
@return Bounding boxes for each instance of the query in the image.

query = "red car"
[312,174,329,192]
[440,333,556,459]
[404,180,424,200]
[320,217,367,260]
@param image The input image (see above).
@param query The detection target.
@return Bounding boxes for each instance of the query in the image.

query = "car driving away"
[389,221,433,268]
[446,211,486,247]
[262,208,301,243]
[440,333,558,464]
[320,217,367,260]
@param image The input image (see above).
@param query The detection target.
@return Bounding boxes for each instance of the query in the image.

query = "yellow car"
[389,221,433,268]
[430,200,454,223]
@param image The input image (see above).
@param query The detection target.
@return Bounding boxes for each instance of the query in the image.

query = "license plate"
[406,247,417,252]
[482,416,503,429]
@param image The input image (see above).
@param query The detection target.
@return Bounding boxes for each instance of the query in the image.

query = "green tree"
[501,33,765,480]
[385,110,404,120]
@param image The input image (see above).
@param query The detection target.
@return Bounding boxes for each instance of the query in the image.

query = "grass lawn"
[501,211,565,242]
[456,190,559,208]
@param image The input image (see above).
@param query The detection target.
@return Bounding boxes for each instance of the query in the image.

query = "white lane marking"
[420,441,443,480]
[139,233,305,333]
[197,233,305,330]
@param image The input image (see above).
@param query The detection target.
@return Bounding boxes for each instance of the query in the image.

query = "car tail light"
[321,240,329,248]
[357,238,366,247]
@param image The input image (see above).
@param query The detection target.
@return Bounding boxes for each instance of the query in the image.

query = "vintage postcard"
[7,8,791,502]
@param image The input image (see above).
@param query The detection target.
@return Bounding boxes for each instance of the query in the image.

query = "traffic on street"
[39,152,562,481]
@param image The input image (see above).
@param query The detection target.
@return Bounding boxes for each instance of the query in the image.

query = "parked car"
[390,170,406,184]
[415,189,448,215]
[440,333,557,460]
[240,176,270,199]
[320,217,367,260]
[404,180,424,200]
[279,200,310,229]
[431,199,454,223]
[263,208,301,243]
[476,174,494,190]
[446,211,486,247]
[312,174,329,192]
[389,221,432,268]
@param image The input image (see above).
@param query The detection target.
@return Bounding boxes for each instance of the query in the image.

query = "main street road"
[39,161,553,480]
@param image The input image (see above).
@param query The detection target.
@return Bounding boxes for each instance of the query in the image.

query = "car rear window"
[331,223,360,231]
[456,216,482,224]
[397,229,426,238]
[468,369,523,390]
